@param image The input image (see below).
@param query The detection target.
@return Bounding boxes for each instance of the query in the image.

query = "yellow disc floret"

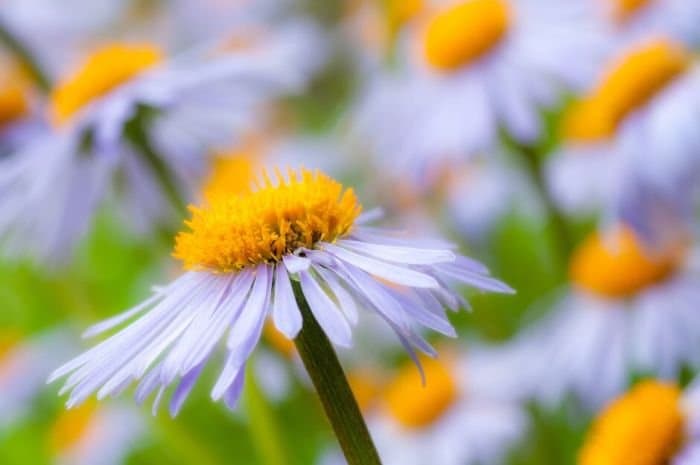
[50,43,163,125]
[423,0,511,71]
[563,39,689,143]
[383,357,458,429]
[174,169,362,273]
[611,0,652,23]
[578,381,685,465]
[570,226,684,298]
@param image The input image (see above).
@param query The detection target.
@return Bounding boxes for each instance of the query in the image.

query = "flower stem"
[244,361,290,465]
[292,281,383,465]
[0,19,50,92]
[517,144,574,267]
[123,109,188,218]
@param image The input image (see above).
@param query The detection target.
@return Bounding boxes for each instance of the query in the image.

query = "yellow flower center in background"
[383,357,458,429]
[174,169,362,273]
[202,149,259,204]
[612,0,652,23]
[50,401,98,454]
[264,322,296,358]
[570,227,683,298]
[563,39,689,143]
[385,0,424,35]
[0,65,30,128]
[423,0,511,71]
[578,381,685,465]
[50,43,163,125]
[349,369,384,413]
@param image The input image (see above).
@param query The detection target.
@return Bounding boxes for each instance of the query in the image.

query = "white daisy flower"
[49,168,513,416]
[354,0,605,178]
[515,225,700,410]
[0,22,324,263]
[546,37,700,242]
[49,400,144,465]
[594,0,700,47]
[0,330,75,429]
[578,379,700,465]
[322,349,527,465]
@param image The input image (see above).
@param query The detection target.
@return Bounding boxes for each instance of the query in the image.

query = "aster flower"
[49,400,144,465]
[322,349,527,465]
[513,226,700,409]
[546,37,700,242]
[49,168,512,418]
[0,22,323,262]
[578,379,700,465]
[353,0,605,178]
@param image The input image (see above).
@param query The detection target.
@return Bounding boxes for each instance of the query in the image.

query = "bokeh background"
[1,0,699,464]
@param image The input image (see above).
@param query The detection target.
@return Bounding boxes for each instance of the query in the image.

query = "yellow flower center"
[578,381,685,465]
[422,0,511,72]
[264,322,295,358]
[383,357,458,429]
[570,227,684,298]
[202,150,259,204]
[611,0,652,23]
[0,65,30,128]
[50,401,98,454]
[349,370,384,413]
[50,43,163,125]
[563,39,690,143]
[174,169,362,273]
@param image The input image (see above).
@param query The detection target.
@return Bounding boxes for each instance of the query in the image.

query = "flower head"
[50,168,512,415]
[50,43,163,125]
[579,381,686,465]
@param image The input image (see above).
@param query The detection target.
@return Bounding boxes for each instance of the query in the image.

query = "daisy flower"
[595,0,700,47]
[0,22,323,262]
[322,350,527,465]
[0,330,75,429]
[354,0,605,178]
[49,400,144,465]
[516,225,700,409]
[578,379,700,465]
[0,55,44,156]
[546,37,700,242]
[49,168,512,416]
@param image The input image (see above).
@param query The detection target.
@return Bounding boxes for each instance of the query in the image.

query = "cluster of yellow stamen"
[422,0,511,71]
[174,169,362,273]
[563,39,690,143]
[611,0,652,23]
[383,357,458,429]
[570,227,683,298]
[578,381,685,465]
[50,43,163,125]
[49,401,97,453]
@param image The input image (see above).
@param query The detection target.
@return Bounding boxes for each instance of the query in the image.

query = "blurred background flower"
[1,0,699,464]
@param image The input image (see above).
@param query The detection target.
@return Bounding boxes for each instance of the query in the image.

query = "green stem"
[244,361,290,465]
[0,19,50,92]
[292,281,382,465]
[124,113,188,218]
[517,144,574,268]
